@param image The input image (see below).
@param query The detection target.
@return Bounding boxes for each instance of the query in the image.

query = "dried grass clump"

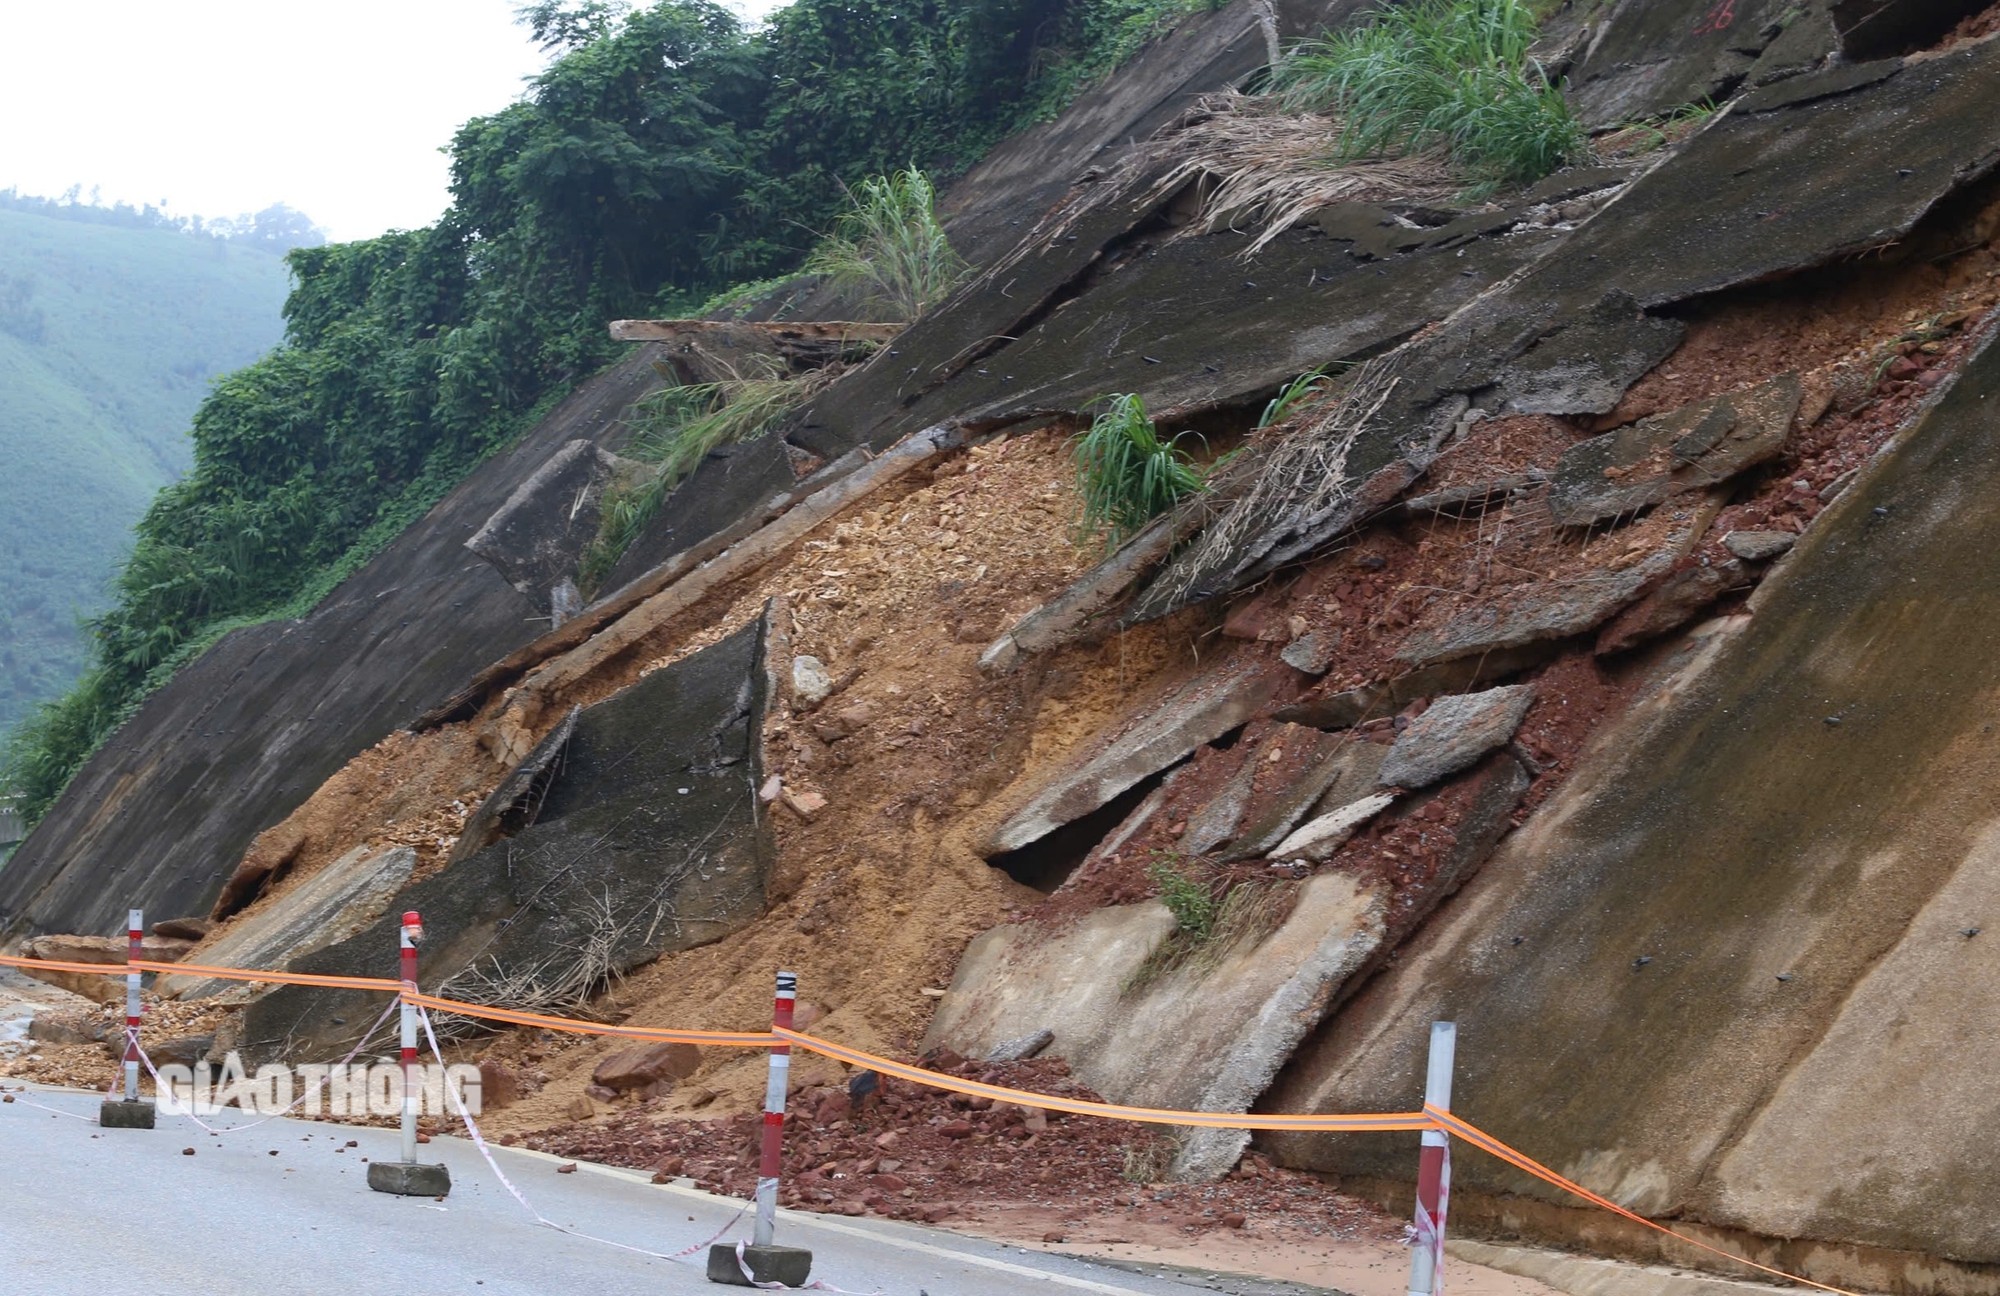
[1143,92,1459,256]
[1166,356,1401,601]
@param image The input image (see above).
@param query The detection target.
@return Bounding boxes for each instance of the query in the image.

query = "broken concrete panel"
[239,612,775,1062]
[600,434,800,594]
[926,871,1387,1180]
[1543,42,2000,313]
[467,439,640,621]
[1388,471,1548,523]
[1181,751,1261,856]
[1378,686,1535,791]
[987,1028,1056,1063]
[987,658,1284,855]
[15,935,194,1001]
[1565,0,1826,128]
[1547,375,1803,527]
[1224,734,1386,861]
[608,319,902,371]
[1393,494,1721,670]
[0,346,677,942]
[1270,791,1397,863]
[1260,325,2000,1264]
[1595,560,1753,656]
[1274,643,1556,730]
[981,511,1192,676]
[1745,7,1840,86]
[161,845,416,1001]
[888,219,1561,448]
[446,706,579,868]
[1490,293,1687,417]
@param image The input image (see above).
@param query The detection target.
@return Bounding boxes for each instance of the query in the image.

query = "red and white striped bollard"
[399,909,421,1165]
[1407,1021,1455,1296]
[122,908,143,1101]
[756,969,796,1246]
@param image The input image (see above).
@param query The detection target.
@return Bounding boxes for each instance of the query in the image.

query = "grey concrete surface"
[0,1083,1250,1296]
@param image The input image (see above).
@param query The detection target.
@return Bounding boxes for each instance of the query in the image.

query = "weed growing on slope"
[575,367,838,598]
[803,167,969,320]
[1267,0,1583,185]
[1072,394,1208,548]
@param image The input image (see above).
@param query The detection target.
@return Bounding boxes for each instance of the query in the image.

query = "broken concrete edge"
[609,318,904,346]
[985,658,1285,855]
[517,423,971,708]
[417,423,966,729]
[1171,882,1389,1182]
[979,498,1212,676]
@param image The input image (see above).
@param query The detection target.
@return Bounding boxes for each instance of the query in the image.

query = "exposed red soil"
[510,1051,1400,1244]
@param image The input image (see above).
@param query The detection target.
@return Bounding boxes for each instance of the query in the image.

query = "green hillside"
[0,200,298,730]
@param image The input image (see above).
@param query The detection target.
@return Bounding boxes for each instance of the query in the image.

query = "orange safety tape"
[0,954,143,978]
[407,991,780,1049]
[0,952,401,993]
[1430,1107,1861,1296]
[777,1028,1435,1132]
[133,959,401,991]
[0,943,1886,1292]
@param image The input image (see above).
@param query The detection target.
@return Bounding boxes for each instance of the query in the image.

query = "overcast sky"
[0,0,783,242]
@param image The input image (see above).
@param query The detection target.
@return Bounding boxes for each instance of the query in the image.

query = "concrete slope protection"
[1264,322,2000,1277]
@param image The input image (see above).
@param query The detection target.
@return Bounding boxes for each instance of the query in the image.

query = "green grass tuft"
[802,167,969,320]
[575,370,833,599]
[1072,394,1208,548]
[1267,0,1583,185]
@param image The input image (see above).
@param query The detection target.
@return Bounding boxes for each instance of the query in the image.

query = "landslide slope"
[15,3,2000,1290]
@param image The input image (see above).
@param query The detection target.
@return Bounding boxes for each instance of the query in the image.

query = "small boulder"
[792,655,835,706]
[478,1061,520,1110]
[1378,685,1536,790]
[782,790,829,821]
[593,1041,703,1091]
[151,917,214,941]
[565,1095,598,1121]
[1722,530,1796,562]
[1280,631,1339,675]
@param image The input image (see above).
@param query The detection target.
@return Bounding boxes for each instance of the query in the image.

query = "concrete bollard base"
[707,1243,812,1287]
[367,1161,452,1196]
[98,1100,155,1129]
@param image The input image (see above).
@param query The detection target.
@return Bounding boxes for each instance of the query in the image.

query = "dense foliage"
[0,0,1227,828]
[1270,0,1583,184]
[0,200,296,738]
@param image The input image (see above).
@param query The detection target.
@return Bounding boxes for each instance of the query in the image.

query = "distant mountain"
[0,193,309,730]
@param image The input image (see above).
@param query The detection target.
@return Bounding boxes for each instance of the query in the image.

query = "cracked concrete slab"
[160,845,416,1002]
[240,610,775,1061]
[1547,374,1802,527]
[926,870,1387,1181]
[1378,686,1536,790]
[987,657,1285,856]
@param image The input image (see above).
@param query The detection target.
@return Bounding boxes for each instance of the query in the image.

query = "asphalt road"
[0,1083,1268,1296]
